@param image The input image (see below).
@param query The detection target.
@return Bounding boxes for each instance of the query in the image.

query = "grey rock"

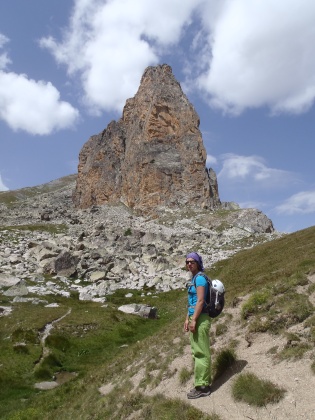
[89,271,106,282]
[0,274,21,287]
[4,280,29,297]
[118,304,158,319]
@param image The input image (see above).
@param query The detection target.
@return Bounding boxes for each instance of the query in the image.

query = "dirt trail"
[146,275,315,420]
[145,332,315,419]
[102,275,315,420]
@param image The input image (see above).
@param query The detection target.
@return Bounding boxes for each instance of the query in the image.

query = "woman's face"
[186,258,198,275]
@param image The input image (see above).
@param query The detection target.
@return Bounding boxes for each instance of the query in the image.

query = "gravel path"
[124,274,315,420]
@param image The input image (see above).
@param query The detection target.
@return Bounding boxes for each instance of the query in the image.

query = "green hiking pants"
[190,313,211,387]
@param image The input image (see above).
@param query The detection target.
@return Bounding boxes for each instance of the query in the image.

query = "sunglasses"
[186,260,196,265]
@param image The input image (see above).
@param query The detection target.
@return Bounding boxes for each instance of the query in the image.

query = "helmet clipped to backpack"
[212,279,225,294]
[192,274,225,318]
[208,278,225,318]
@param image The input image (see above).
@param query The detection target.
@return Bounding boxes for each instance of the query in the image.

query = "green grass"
[212,347,237,381]
[243,285,314,335]
[0,224,68,234]
[1,225,315,418]
[207,226,315,304]
[277,343,312,360]
[0,174,77,206]
[179,366,193,385]
[0,288,187,419]
[232,372,286,406]
[241,289,271,319]
[215,323,228,336]
[124,227,132,236]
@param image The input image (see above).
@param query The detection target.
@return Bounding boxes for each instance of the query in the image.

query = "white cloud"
[0,71,79,135]
[195,0,315,115]
[0,173,9,191]
[0,32,79,135]
[0,33,11,70]
[275,191,315,215]
[206,154,217,167]
[38,0,315,117]
[218,154,296,188]
[40,0,200,114]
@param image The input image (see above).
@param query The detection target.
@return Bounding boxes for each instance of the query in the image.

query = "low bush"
[179,366,193,385]
[215,323,228,336]
[212,347,236,381]
[232,372,286,406]
[277,343,311,360]
[241,290,271,319]
[34,366,53,381]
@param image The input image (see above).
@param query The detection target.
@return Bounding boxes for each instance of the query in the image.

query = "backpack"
[193,273,225,318]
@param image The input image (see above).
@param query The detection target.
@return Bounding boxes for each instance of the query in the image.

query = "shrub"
[232,372,286,406]
[276,292,314,324]
[248,316,271,333]
[215,323,228,336]
[34,367,52,381]
[277,343,311,360]
[46,334,71,351]
[267,346,278,355]
[304,315,315,327]
[212,347,236,381]
[241,290,271,319]
[308,283,315,294]
[41,353,62,369]
[13,344,29,354]
[11,328,38,344]
[179,366,193,385]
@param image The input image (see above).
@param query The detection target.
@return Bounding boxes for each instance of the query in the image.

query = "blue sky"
[0,0,314,233]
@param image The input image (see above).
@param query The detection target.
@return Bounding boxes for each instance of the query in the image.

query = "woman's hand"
[184,319,189,332]
[189,319,197,332]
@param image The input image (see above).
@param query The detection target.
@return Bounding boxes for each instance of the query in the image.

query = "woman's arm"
[189,285,205,333]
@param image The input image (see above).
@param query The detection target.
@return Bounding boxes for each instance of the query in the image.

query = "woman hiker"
[184,252,212,399]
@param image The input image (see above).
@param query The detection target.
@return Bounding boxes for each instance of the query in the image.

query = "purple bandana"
[186,252,204,271]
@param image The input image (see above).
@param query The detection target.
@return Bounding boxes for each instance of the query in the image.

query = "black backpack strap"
[192,272,210,286]
[192,272,210,313]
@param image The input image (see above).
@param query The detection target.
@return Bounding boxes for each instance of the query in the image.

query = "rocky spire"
[73,64,220,213]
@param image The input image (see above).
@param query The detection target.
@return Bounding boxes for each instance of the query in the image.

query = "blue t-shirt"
[187,273,208,316]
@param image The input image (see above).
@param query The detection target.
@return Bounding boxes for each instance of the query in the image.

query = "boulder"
[118,304,158,319]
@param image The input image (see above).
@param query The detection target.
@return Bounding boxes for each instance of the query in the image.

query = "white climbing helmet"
[212,279,225,294]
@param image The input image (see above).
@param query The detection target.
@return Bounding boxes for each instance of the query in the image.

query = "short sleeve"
[195,274,207,288]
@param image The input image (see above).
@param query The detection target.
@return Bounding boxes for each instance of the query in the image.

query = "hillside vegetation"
[0,175,77,206]
[1,226,314,419]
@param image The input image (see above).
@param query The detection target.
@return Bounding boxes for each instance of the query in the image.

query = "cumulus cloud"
[38,0,315,117]
[40,0,199,114]
[275,191,315,215]
[218,154,296,188]
[0,32,79,135]
[0,71,80,135]
[206,154,217,167]
[0,173,9,191]
[196,0,315,114]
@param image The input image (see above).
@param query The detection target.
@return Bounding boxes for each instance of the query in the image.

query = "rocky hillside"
[3,177,315,420]
[0,174,279,303]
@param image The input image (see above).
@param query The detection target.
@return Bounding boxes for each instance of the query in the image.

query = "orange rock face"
[73,64,220,214]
